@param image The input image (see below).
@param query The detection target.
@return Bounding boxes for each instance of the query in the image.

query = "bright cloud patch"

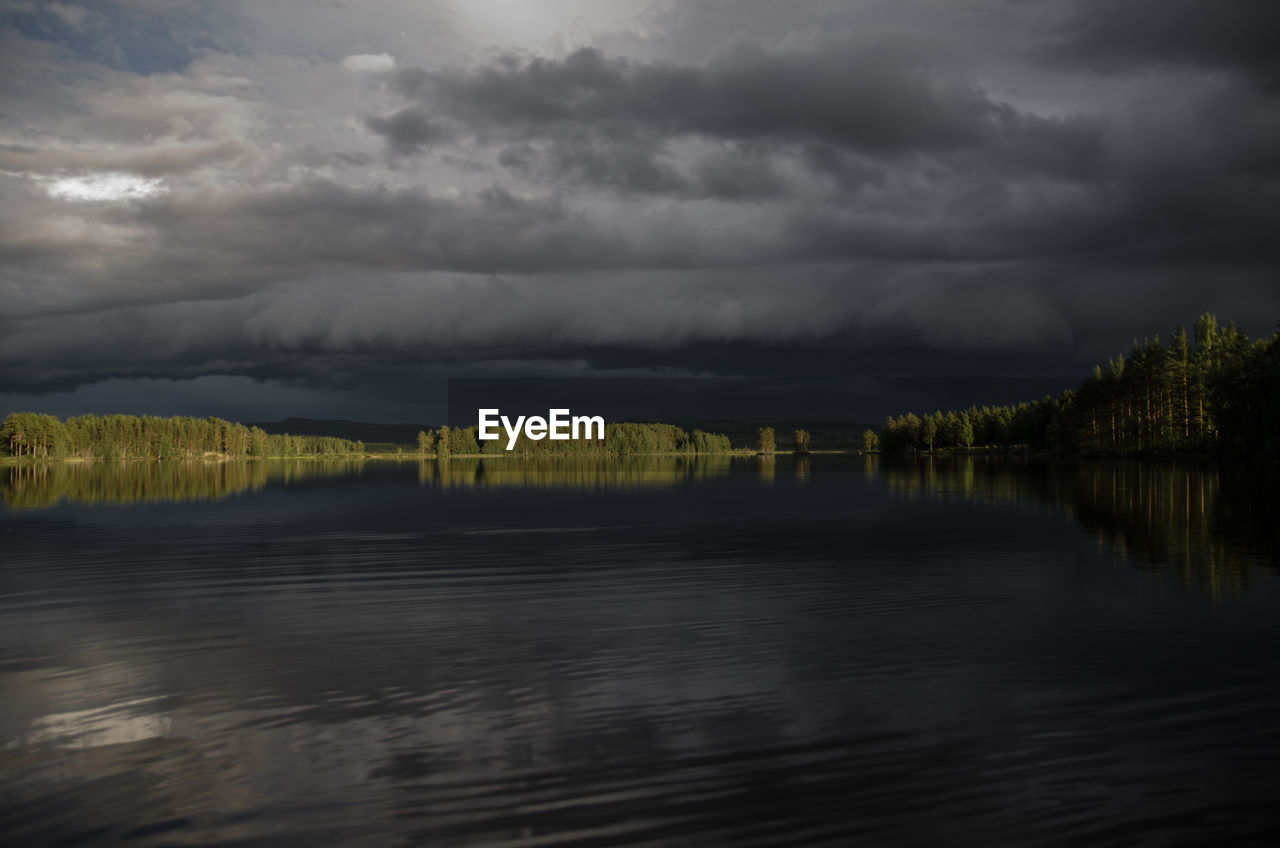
[45,173,166,202]
[342,53,396,73]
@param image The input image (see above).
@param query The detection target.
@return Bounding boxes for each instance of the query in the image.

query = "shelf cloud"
[1,0,1277,421]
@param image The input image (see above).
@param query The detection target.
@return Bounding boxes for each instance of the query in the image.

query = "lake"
[2,456,1278,846]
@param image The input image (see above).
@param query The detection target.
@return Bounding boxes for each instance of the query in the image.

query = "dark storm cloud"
[688,144,788,200]
[390,45,991,152]
[495,134,791,200]
[0,179,656,321]
[367,43,1116,200]
[496,134,688,196]
[3,0,1279,421]
[363,110,453,155]
[1049,0,1280,91]
[127,181,639,275]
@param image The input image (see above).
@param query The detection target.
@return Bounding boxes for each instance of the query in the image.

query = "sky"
[1,0,1278,424]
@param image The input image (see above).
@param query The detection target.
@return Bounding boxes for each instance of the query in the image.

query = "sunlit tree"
[861,429,879,453]
[757,426,775,454]
[793,429,810,454]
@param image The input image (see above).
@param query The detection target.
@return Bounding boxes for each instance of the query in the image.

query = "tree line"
[2,413,364,460]
[9,314,1272,462]
[874,314,1280,457]
[1,413,739,461]
[417,421,734,457]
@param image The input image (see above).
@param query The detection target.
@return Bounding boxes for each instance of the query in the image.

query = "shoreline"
[2,450,762,466]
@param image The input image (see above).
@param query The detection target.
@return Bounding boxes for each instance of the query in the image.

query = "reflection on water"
[1,459,367,510]
[7,455,1272,593]
[2,455,1279,844]
[420,455,732,489]
[2,456,732,511]
[879,457,1279,595]
[758,453,776,485]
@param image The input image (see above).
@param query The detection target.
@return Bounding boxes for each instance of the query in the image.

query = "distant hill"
[247,418,430,446]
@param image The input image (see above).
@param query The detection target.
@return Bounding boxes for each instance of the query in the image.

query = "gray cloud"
[1049,0,1280,91]
[128,181,640,275]
[367,43,1116,202]
[363,110,452,155]
[395,45,992,151]
[1,0,1278,420]
[0,138,252,175]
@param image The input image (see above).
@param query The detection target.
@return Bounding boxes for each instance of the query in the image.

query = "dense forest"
[1,413,364,460]
[1,413,737,461]
[877,314,1280,457]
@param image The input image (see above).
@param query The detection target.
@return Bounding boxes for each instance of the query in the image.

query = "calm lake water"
[2,456,1278,846]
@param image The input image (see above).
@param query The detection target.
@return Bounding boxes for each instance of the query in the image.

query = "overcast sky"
[2,0,1277,423]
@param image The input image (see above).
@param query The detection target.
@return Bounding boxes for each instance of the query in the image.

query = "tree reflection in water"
[5,455,1274,597]
[2,455,734,511]
[876,457,1278,597]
